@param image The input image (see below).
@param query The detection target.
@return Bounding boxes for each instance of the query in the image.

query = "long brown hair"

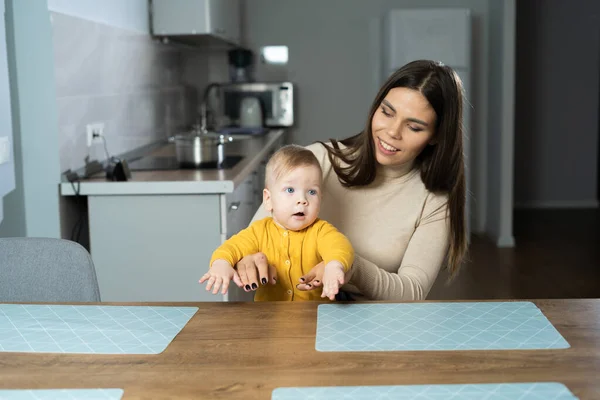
[319,60,467,277]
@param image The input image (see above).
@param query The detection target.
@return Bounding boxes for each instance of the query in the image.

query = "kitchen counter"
[66,129,287,303]
[60,129,286,196]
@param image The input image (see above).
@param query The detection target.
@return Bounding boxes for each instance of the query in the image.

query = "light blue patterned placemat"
[0,304,198,354]
[272,383,578,399]
[0,389,123,400]
[316,301,569,351]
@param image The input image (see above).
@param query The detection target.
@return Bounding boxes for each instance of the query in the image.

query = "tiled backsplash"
[51,12,204,172]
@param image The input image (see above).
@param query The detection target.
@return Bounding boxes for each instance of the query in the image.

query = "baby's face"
[264,165,322,231]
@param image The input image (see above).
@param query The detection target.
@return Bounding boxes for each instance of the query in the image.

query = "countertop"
[60,129,286,196]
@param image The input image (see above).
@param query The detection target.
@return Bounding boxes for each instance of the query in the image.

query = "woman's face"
[371,87,437,167]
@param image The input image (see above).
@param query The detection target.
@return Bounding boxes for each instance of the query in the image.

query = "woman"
[234,59,467,301]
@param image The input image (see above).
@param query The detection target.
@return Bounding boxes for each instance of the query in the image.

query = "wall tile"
[52,12,207,172]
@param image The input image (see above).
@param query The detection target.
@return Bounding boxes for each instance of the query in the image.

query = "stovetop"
[128,155,244,171]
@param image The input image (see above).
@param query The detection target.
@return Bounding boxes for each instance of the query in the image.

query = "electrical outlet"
[86,122,105,147]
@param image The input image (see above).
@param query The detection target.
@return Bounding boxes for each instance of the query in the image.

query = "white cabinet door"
[221,171,260,303]
[152,0,209,35]
[152,0,241,46]
[225,172,256,239]
[206,0,225,37]
[89,194,223,302]
[212,0,240,45]
[207,0,240,43]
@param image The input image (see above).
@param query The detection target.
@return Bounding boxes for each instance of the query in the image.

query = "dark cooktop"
[128,155,244,171]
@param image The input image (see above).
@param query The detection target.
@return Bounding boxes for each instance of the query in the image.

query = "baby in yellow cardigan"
[199,144,354,301]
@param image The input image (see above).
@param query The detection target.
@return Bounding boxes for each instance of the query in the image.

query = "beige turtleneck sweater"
[251,142,450,301]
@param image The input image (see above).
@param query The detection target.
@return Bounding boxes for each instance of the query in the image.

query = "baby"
[199,144,354,301]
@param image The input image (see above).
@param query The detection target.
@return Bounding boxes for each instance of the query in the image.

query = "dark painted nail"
[261,278,267,284]
[315,280,320,283]
[251,283,258,289]
[245,285,251,290]
[307,284,312,288]
[300,277,305,282]
[273,277,277,282]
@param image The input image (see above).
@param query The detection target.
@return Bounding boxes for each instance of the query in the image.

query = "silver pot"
[174,131,233,168]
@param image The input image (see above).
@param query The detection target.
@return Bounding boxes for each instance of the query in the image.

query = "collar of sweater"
[376,160,417,182]
[269,216,314,235]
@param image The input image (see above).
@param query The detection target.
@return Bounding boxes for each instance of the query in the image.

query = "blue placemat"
[272,383,578,399]
[316,301,569,351]
[0,304,198,354]
[0,389,123,400]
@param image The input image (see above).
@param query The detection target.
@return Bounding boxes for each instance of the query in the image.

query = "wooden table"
[1,299,599,399]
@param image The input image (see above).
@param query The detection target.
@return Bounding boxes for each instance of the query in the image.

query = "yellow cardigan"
[210,217,354,301]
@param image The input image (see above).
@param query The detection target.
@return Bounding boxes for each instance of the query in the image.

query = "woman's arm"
[350,194,450,300]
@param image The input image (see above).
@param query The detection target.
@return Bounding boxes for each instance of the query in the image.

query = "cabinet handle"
[229,201,240,211]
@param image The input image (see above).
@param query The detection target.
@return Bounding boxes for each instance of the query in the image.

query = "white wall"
[0,0,61,238]
[242,0,496,237]
[47,0,149,33]
[514,0,600,209]
[52,12,192,174]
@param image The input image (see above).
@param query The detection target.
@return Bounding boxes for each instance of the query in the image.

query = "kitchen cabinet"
[88,170,260,303]
[151,0,241,47]
[81,131,287,303]
[208,0,240,45]
[225,171,259,240]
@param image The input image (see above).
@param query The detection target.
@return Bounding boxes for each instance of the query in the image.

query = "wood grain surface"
[0,299,598,399]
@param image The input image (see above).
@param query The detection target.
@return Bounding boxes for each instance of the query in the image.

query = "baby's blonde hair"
[265,144,322,188]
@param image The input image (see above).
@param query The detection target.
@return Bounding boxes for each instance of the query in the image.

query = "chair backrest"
[0,237,101,302]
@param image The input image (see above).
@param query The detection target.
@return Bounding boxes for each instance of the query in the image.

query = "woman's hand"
[235,252,278,292]
[297,261,325,291]
[321,261,345,300]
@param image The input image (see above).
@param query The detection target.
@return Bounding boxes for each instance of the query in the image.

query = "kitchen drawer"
[225,172,258,238]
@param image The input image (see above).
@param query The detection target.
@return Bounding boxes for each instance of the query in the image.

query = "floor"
[428,209,600,300]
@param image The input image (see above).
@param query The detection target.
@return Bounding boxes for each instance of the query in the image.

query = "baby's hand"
[199,260,241,295]
[321,261,345,300]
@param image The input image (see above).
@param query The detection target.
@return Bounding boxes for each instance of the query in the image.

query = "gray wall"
[514,0,600,208]
[242,0,493,235]
[0,0,61,239]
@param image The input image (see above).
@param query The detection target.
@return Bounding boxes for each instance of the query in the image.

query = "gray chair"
[0,237,101,302]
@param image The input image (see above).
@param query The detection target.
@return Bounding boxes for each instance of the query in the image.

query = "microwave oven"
[215,82,294,128]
